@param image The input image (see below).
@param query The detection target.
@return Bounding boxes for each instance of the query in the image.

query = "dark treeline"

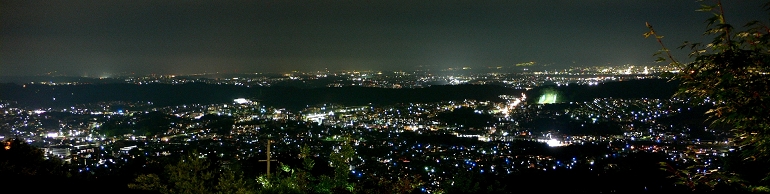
[0,83,522,110]
[1,79,677,110]
[524,79,679,103]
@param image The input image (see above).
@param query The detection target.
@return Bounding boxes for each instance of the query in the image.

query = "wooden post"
[259,140,277,178]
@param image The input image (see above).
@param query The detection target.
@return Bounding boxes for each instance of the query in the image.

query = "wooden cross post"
[259,140,277,178]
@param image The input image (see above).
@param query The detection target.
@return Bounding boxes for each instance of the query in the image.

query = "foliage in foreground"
[646,0,770,192]
[129,140,424,194]
[0,138,68,177]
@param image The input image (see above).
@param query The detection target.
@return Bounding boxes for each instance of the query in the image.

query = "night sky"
[2,0,766,76]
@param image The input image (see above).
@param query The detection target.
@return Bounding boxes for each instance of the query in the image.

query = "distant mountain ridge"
[0,79,678,110]
[0,76,124,84]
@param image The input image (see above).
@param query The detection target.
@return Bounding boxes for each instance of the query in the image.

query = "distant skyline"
[2,0,767,76]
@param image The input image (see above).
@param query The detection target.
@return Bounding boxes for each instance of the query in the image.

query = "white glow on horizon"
[547,139,562,147]
[234,98,250,104]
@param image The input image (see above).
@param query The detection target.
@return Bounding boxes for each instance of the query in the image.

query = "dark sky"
[2,0,767,76]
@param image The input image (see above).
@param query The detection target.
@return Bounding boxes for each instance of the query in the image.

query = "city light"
[234,98,251,104]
